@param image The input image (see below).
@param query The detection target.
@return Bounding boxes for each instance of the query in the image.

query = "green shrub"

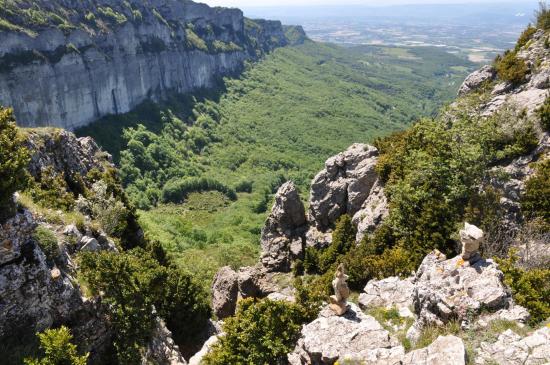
[536,1,550,30]
[522,159,550,223]
[497,251,550,325]
[203,299,303,365]
[537,96,550,132]
[293,276,326,322]
[24,326,88,365]
[318,215,356,273]
[98,6,127,25]
[495,51,528,85]
[0,107,29,221]
[515,26,536,52]
[186,28,208,51]
[303,246,320,274]
[79,248,210,363]
[29,167,75,211]
[161,177,237,203]
[252,189,271,213]
[234,180,253,193]
[32,226,59,265]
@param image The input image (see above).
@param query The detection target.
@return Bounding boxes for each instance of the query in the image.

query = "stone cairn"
[329,264,351,315]
[459,222,484,263]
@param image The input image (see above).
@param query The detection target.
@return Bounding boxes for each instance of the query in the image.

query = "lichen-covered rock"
[403,335,466,365]
[358,276,414,312]
[475,327,550,365]
[458,65,496,96]
[211,266,239,319]
[411,250,515,332]
[287,303,401,365]
[143,318,187,365]
[260,181,307,272]
[352,179,388,242]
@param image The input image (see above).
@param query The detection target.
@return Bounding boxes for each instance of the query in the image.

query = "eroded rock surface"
[143,318,187,365]
[458,65,496,96]
[352,179,388,242]
[288,303,401,365]
[260,181,307,272]
[358,276,414,312]
[211,266,239,319]
[475,327,550,365]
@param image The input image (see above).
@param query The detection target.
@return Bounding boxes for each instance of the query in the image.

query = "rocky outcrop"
[288,303,401,365]
[0,211,82,338]
[143,318,187,365]
[288,302,468,365]
[260,181,307,272]
[352,179,388,242]
[407,249,529,342]
[189,334,220,365]
[403,335,466,365]
[475,327,550,365]
[458,65,496,96]
[0,0,305,130]
[24,129,112,187]
[211,266,239,319]
[308,144,379,230]
[307,143,382,247]
[358,276,414,314]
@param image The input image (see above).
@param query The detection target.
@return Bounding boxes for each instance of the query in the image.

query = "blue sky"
[199,0,530,7]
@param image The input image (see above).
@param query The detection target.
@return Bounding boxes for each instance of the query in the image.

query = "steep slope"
[0,0,304,129]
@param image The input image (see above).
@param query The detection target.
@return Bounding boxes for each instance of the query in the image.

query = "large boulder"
[211,266,239,319]
[475,327,550,365]
[260,181,307,272]
[287,303,402,365]
[403,335,466,365]
[458,65,496,96]
[307,144,379,245]
[408,249,525,340]
[358,276,414,313]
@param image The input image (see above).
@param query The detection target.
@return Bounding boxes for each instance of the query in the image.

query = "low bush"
[522,158,550,224]
[536,1,550,30]
[24,326,88,365]
[497,250,550,325]
[79,248,210,363]
[234,179,253,193]
[32,226,58,265]
[29,166,75,211]
[515,26,536,52]
[161,177,237,204]
[537,96,550,132]
[494,51,529,85]
[203,299,304,365]
[0,107,29,221]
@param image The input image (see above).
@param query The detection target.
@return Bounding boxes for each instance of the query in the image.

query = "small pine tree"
[0,107,29,221]
[24,326,88,365]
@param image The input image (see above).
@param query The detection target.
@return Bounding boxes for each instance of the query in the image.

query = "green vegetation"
[162,177,237,204]
[536,1,550,30]
[78,42,471,290]
[186,27,209,52]
[203,299,304,364]
[32,226,59,265]
[497,251,550,325]
[522,158,550,224]
[79,245,210,363]
[24,326,88,365]
[494,50,529,85]
[0,106,29,222]
[538,96,550,131]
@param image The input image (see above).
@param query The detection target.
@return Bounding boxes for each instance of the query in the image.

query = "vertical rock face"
[260,181,307,272]
[0,0,304,129]
[211,266,239,319]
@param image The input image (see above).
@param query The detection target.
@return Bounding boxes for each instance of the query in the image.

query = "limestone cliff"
[0,0,305,129]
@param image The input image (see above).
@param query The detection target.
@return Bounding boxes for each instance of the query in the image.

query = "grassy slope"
[79,41,473,289]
